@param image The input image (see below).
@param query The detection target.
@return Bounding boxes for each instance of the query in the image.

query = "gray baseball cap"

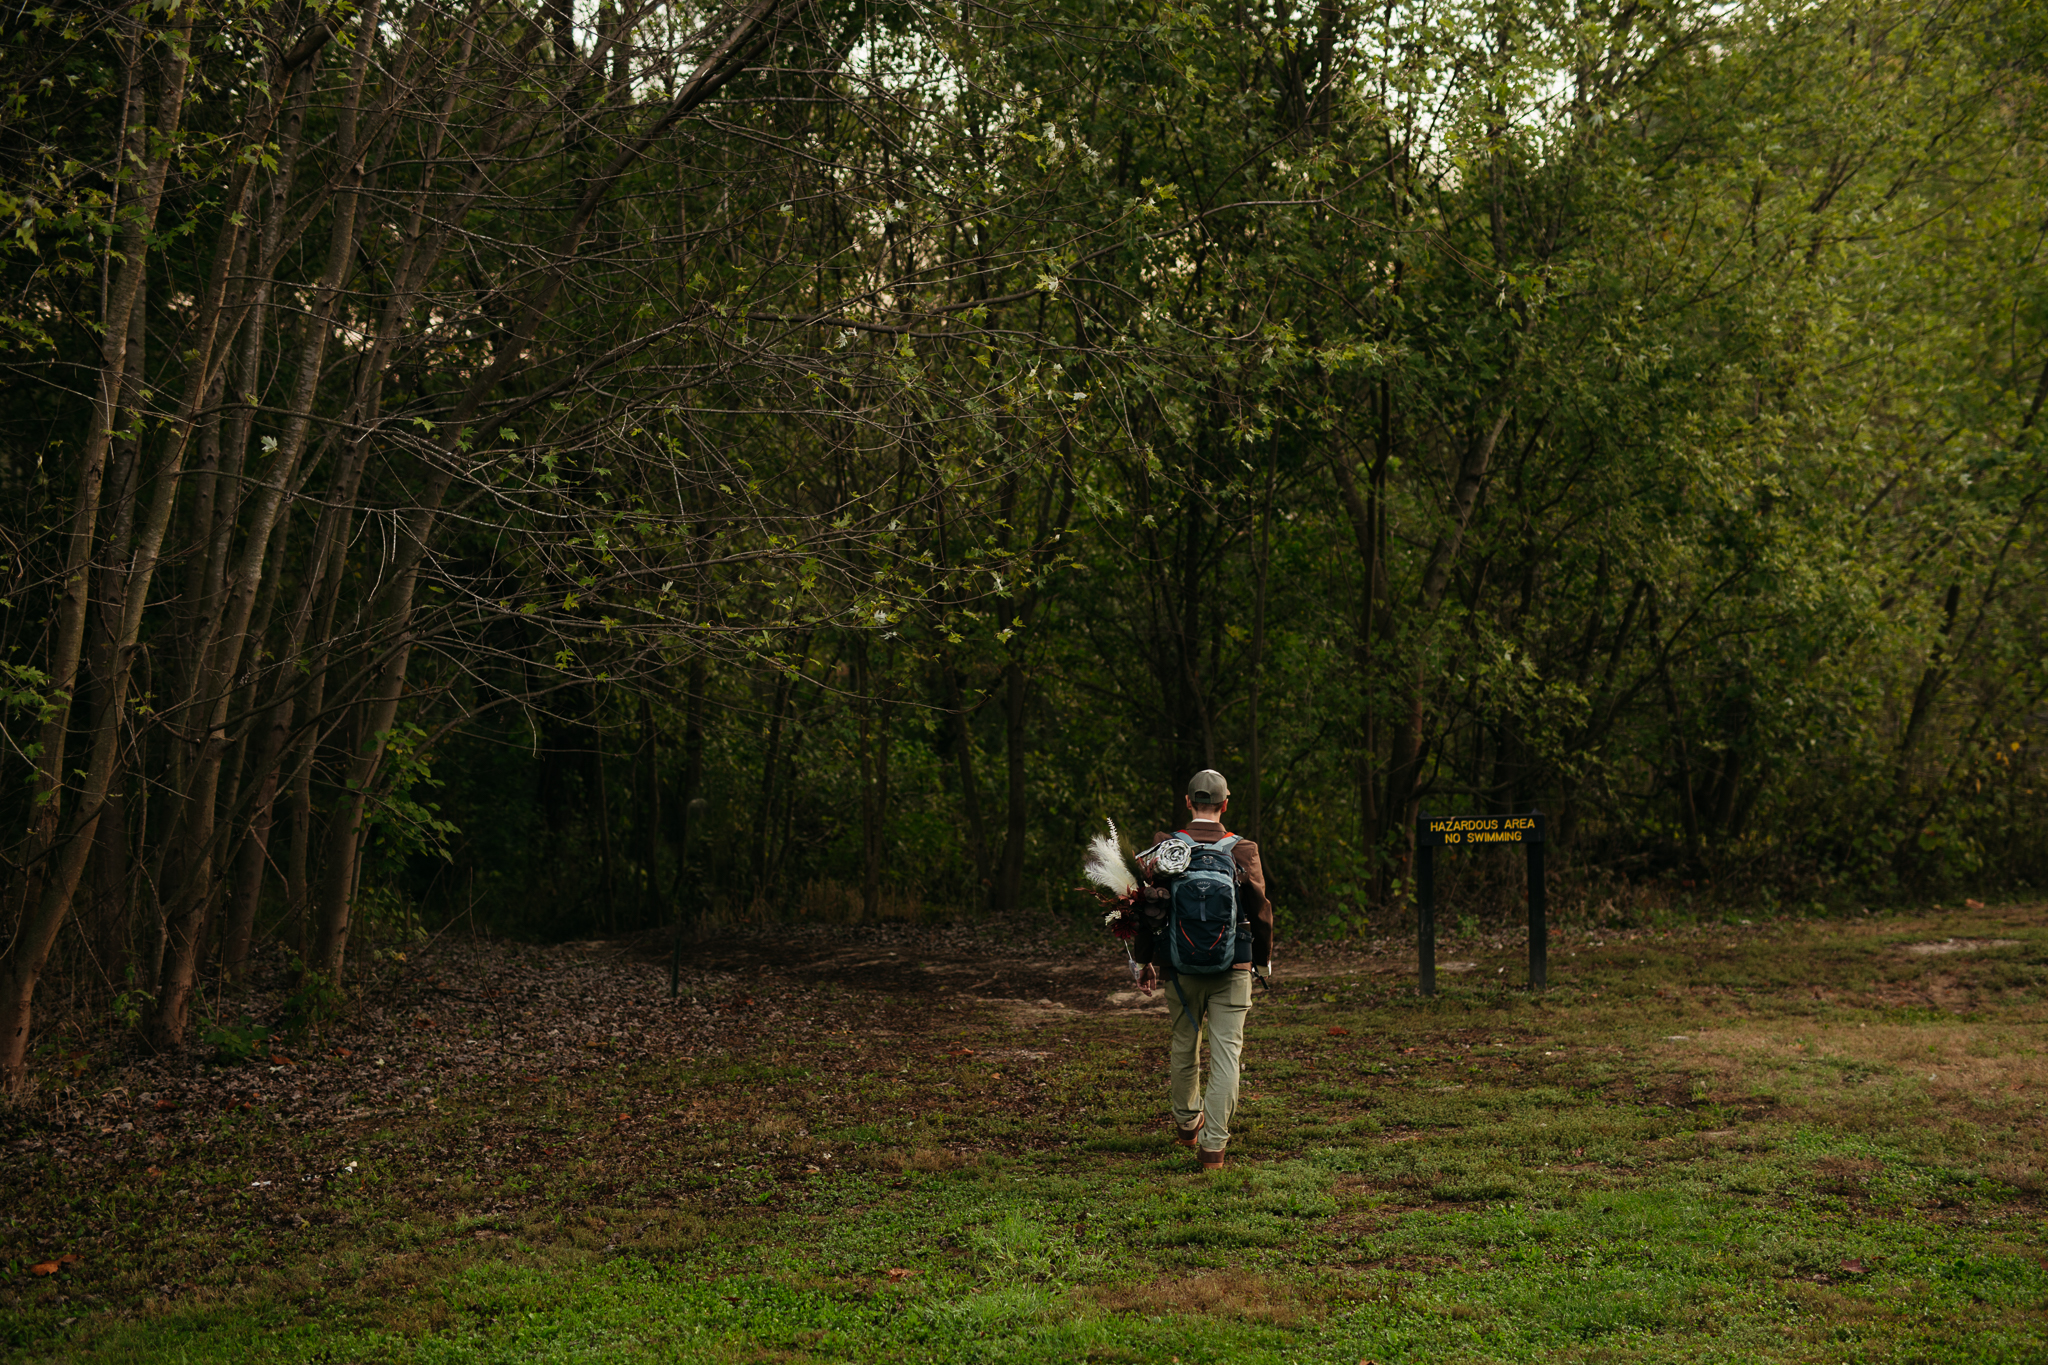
[1186,769,1230,804]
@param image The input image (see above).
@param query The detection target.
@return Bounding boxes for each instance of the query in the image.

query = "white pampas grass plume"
[1083,819,1138,898]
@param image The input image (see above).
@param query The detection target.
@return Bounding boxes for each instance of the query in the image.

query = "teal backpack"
[1165,831,1241,976]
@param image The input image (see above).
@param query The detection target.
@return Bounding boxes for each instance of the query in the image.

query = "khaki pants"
[1166,968,1253,1153]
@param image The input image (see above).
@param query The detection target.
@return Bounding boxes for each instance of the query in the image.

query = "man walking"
[1133,769,1274,1172]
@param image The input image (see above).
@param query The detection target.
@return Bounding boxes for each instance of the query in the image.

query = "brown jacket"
[1131,819,1274,976]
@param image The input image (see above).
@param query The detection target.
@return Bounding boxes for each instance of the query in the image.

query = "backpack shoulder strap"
[1210,835,1245,886]
[1170,830,1196,846]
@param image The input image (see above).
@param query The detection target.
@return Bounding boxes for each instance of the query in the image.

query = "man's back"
[1136,817,1273,976]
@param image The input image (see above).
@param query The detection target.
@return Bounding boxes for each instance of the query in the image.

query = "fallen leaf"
[154,1100,177,1113]
[29,1262,59,1276]
[59,1254,80,1265]
[145,1165,163,1178]
[1327,1027,1350,1037]
[1839,1259,1865,1274]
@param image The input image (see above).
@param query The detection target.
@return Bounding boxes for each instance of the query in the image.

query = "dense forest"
[0,0,2042,1093]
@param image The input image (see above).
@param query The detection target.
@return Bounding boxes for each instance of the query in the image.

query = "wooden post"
[1416,810,1436,999]
[1527,809,1547,993]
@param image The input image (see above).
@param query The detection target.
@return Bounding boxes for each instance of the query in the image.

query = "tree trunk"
[1329,400,1398,891]
[148,7,382,1051]
[639,696,666,926]
[1246,449,1275,842]
[12,24,181,879]
[308,644,411,982]
[223,705,290,982]
[668,655,709,909]
[0,20,196,1094]
[1892,582,1962,803]
[1658,668,1704,871]
[997,655,1028,913]
[762,679,805,902]
[77,263,149,995]
[283,739,315,954]
[6,7,347,1077]
[1380,406,1515,857]
[750,668,794,901]
[941,657,991,904]
[1175,484,1214,779]
[86,787,131,992]
[147,722,236,1053]
[594,735,616,932]
[853,638,884,918]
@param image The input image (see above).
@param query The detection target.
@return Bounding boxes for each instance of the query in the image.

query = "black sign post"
[1416,826,1436,997]
[1414,810,1547,998]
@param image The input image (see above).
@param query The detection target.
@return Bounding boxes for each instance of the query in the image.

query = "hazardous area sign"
[1419,813,1546,846]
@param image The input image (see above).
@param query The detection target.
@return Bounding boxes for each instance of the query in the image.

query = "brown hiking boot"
[1196,1146,1227,1173]
[1173,1113,1205,1147]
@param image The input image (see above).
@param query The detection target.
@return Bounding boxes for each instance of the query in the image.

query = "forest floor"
[4,903,2047,1363]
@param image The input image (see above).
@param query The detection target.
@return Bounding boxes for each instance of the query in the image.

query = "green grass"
[6,908,2048,1362]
